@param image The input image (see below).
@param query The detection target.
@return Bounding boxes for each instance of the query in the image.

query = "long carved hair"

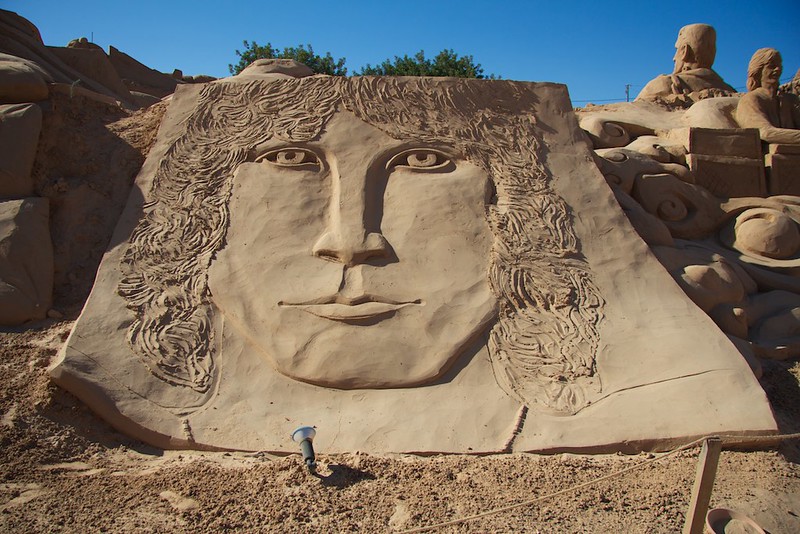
[118,77,604,415]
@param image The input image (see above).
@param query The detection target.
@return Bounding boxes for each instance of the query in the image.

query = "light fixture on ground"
[291,426,317,471]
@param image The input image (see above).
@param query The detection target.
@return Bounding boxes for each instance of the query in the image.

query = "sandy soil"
[1,95,799,533]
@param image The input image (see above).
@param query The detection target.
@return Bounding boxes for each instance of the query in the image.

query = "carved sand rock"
[50,76,775,453]
[581,33,800,368]
[0,102,41,198]
[0,9,212,326]
[0,19,52,325]
[0,53,48,103]
[0,198,52,324]
[1,9,211,110]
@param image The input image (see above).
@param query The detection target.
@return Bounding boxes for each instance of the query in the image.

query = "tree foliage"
[228,40,347,76]
[356,49,493,78]
[228,42,494,79]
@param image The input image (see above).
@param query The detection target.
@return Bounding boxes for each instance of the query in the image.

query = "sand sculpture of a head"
[116,77,603,416]
[636,23,734,101]
[736,47,799,144]
[673,23,717,74]
[746,47,783,93]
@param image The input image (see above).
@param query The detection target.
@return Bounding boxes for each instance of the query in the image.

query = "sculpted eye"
[387,149,454,173]
[256,148,321,170]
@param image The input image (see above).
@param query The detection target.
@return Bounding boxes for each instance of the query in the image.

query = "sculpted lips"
[278,295,423,321]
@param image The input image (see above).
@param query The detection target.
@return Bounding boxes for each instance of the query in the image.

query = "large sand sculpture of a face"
[52,77,776,453]
[209,110,497,390]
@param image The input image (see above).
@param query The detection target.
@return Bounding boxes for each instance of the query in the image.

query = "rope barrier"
[399,432,800,533]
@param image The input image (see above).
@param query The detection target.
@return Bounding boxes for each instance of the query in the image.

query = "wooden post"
[683,437,722,534]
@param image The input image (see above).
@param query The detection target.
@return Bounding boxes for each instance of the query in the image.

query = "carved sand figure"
[736,48,800,145]
[52,76,776,453]
[637,23,735,102]
[117,76,603,415]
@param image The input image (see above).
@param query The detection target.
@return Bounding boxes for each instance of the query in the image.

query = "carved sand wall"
[116,77,603,415]
[51,75,775,453]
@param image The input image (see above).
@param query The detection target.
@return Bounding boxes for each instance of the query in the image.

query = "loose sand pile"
[1,92,799,533]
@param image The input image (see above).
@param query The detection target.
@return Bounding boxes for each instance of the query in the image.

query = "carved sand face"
[672,25,713,74]
[760,54,782,94]
[209,110,497,389]
[673,33,697,73]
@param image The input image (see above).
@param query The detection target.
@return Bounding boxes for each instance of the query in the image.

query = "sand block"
[0,102,41,198]
[766,153,800,196]
[108,46,177,98]
[769,143,800,155]
[668,127,761,158]
[0,197,52,325]
[0,53,48,103]
[51,78,776,453]
[47,46,133,103]
[686,153,766,198]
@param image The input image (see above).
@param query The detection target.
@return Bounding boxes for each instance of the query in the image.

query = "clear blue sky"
[5,0,799,104]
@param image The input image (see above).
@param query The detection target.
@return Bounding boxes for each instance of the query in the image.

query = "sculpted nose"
[312,159,392,266]
[312,230,391,266]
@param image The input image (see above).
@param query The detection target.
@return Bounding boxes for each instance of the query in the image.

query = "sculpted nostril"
[363,232,390,257]
[312,231,337,260]
[315,250,342,263]
[312,230,392,265]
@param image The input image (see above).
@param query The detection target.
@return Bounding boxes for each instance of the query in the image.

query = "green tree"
[356,49,493,78]
[228,40,347,76]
